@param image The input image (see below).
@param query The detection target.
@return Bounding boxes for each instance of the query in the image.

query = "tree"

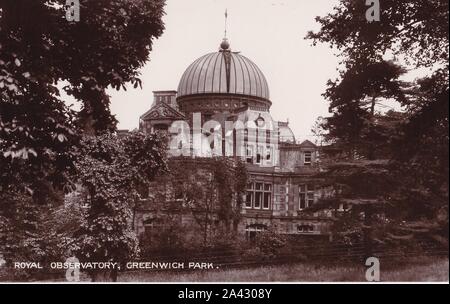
[307,0,449,254]
[0,188,84,280]
[306,0,448,67]
[1,0,166,134]
[1,0,166,193]
[165,157,248,247]
[1,0,166,278]
[73,132,167,281]
[322,60,409,159]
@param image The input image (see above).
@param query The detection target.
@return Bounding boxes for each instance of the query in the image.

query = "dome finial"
[220,9,230,50]
[220,38,230,50]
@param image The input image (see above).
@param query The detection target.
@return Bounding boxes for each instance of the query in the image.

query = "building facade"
[136,39,335,240]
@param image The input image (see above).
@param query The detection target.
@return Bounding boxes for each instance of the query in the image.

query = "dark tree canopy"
[322,60,409,159]
[307,0,449,245]
[1,0,166,133]
[1,0,166,194]
[307,0,449,67]
[0,1,167,279]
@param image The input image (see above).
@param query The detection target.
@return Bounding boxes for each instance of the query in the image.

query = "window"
[299,184,315,210]
[297,224,314,233]
[266,146,272,161]
[338,203,349,212]
[245,182,272,210]
[245,145,253,163]
[255,146,262,164]
[245,192,253,208]
[254,192,262,208]
[299,193,306,209]
[263,193,271,209]
[304,151,312,166]
[245,224,267,241]
[143,218,164,244]
[245,183,253,208]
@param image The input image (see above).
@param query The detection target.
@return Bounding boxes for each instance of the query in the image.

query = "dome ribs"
[243,55,261,98]
[230,53,238,95]
[189,54,209,95]
[234,54,246,96]
[202,53,216,94]
[239,54,254,96]
[177,50,270,101]
[210,52,222,94]
[181,55,206,96]
[218,52,225,93]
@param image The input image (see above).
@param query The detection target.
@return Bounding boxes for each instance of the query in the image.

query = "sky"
[106,0,342,141]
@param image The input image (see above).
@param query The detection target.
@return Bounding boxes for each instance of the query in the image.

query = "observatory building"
[136,38,334,239]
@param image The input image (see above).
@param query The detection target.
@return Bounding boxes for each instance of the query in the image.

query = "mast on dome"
[220,9,230,51]
[224,9,228,39]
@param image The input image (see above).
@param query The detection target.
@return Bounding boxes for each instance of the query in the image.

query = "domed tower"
[176,39,271,118]
[172,39,285,165]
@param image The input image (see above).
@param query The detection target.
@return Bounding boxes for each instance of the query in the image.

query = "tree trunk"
[368,96,377,160]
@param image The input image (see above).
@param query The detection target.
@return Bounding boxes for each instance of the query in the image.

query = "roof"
[140,102,185,121]
[278,123,296,143]
[177,50,270,100]
[299,140,317,148]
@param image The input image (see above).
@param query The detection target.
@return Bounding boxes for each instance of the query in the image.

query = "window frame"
[299,184,315,210]
[304,151,312,166]
[245,182,272,210]
[245,144,253,164]
[297,224,315,233]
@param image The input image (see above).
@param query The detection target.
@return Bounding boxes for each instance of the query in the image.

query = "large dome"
[177,47,270,101]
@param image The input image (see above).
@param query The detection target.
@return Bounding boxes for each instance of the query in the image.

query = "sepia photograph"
[0,0,448,289]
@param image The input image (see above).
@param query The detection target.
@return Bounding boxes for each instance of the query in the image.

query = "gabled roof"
[140,102,185,121]
[299,140,317,148]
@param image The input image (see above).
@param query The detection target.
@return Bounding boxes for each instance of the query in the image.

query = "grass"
[2,257,447,282]
[118,258,449,282]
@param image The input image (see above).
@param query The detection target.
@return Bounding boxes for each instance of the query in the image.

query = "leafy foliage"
[140,157,248,251]
[73,132,167,281]
[307,0,448,67]
[0,190,80,280]
[307,0,449,248]
[1,0,166,194]
[0,0,166,280]
[1,0,166,134]
[255,227,287,259]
